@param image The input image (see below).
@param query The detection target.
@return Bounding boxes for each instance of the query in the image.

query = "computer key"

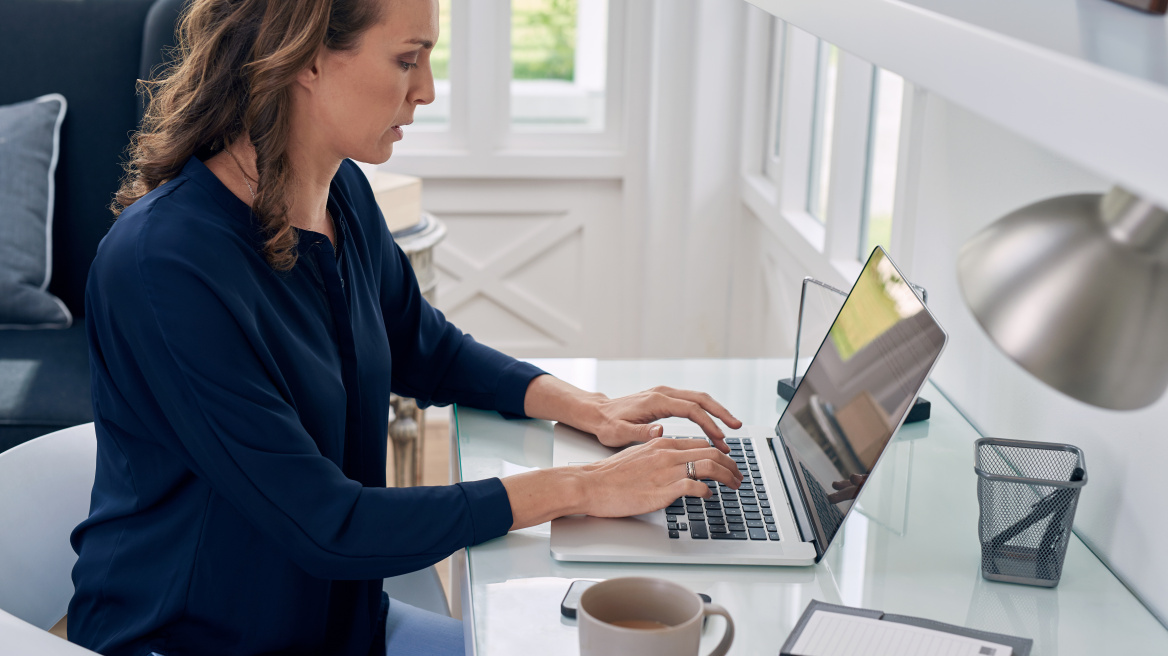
[711,531,749,540]
[709,525,729,534]
[689,522,709,539]
[669,530,680,539]
[746,520,764,528]
[666,507,686,515]
[688,512,706,522]
[767,531,781,540]
[707,516,726,525]
[748,527,768,540]
[744,512,762,521]
[678,523,687,531]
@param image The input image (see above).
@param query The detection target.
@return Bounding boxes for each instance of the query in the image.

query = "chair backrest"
[0,0,183,318]
[0,423,97,629]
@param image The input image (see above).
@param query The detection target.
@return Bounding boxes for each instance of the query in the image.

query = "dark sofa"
[0,0,184,452]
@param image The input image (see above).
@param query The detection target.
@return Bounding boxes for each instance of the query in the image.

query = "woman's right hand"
[576,437,742,518]
[501,437,742,531]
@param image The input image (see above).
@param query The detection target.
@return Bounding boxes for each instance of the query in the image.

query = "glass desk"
[450,359,1168,655]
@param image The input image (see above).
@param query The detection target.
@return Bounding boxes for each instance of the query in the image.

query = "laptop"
[550,246,947,566]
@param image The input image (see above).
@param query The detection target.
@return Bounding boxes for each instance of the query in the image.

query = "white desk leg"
[448,418,464,620]
[454,548,475,655]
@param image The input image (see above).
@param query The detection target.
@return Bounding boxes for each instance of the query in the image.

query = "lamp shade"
[957,187,1168,410]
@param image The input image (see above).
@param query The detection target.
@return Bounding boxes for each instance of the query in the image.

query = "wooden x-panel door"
[421,179,627,358]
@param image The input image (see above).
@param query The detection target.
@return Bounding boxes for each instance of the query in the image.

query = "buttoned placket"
[313,231,364,478]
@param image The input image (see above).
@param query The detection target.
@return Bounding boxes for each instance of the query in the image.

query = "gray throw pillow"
[0,93,72,329]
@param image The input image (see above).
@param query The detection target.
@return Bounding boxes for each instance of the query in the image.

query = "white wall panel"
[901,98,1168,625]
[728,204,847,360]
[419,179,626,359]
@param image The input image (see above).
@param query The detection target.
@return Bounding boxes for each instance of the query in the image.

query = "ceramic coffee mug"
[577,577,734,656]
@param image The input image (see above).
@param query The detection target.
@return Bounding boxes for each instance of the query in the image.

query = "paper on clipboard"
[790,610,1013,656]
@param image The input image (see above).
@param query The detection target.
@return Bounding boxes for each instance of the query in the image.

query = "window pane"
[511,0,608,132]
[860,69,904,259]
[413,0,452,128]
[763,19,786,176]
[771,20,786,159]
[806,41,839,223]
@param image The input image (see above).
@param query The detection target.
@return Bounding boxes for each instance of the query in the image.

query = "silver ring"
[686,461,698,481]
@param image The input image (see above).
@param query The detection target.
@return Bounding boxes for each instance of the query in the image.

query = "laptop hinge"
[768,435,822,558]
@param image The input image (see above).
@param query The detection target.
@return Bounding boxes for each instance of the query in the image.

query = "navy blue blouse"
[68,157,544,656]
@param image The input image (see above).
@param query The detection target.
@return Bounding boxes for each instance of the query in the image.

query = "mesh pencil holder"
[975,438,1087,588]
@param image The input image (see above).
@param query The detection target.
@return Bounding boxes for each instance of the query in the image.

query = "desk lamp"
[957,187,1168,410]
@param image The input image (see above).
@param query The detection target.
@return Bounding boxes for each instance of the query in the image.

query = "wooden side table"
[388,211,447,487]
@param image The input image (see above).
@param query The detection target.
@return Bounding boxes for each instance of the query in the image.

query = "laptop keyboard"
[663,438,781,541]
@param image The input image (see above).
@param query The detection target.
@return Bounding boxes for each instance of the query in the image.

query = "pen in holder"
[975,438,1087,587]
[778,276,932,424]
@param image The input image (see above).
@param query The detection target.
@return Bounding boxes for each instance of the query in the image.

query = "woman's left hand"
[587,386,742,452]
[523,375,743,453]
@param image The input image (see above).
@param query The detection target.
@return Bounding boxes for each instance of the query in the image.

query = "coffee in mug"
[577,577,734,656]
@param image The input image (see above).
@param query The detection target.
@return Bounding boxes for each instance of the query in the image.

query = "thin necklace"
[224,146,256,201]
[225,146,337,256]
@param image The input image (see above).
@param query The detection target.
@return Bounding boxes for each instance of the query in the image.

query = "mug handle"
[701,602,735,656]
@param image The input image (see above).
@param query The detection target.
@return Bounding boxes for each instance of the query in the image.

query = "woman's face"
[294,0,438,165]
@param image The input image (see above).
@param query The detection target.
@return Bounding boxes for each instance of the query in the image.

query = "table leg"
[388,395,422,487]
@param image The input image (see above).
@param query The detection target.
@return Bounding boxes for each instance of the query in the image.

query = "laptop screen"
[774,247,946,558]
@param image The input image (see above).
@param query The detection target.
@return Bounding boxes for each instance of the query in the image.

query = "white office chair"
[383,564,451,618]
[0,422,97,631]
[0,422,448,636]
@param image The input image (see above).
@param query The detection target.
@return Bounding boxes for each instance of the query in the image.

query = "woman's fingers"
[658,442,741,486]
[654,386,743,430]
[669,478,714,500]
[651,395,732,451]
[686,457,740,488]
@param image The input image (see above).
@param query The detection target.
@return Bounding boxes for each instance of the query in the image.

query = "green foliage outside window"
[512,0,577,81]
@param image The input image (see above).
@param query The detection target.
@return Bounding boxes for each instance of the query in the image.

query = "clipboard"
[780,599,1033,656]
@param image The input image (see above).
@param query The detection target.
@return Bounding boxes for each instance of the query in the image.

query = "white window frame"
[386,0,631,179]
[740,8,920,284]
[761,19,785,185]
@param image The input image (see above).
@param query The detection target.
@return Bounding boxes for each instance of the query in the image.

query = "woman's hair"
[113,0,384,271]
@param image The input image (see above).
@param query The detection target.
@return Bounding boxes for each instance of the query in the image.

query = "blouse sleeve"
[374,211,546,417]
[89,212,514,581]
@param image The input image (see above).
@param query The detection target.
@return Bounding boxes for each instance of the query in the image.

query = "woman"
[68,1,742,654]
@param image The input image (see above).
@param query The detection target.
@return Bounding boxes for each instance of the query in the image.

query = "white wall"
[734,88,1168,625]
[422,178,626,357]
[895,96,1168,625]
